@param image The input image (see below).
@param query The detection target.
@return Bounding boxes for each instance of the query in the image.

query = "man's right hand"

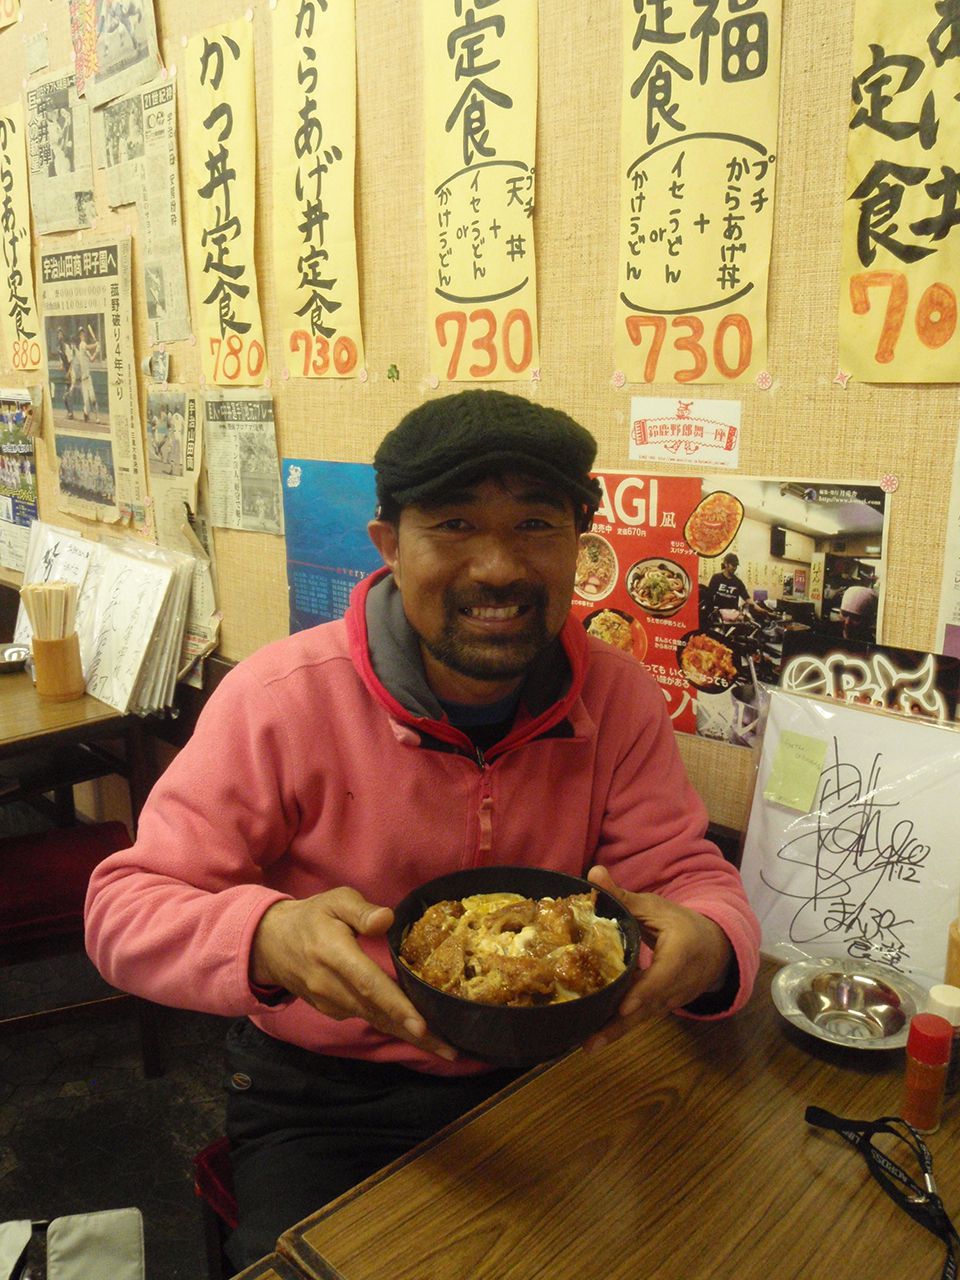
[250,889,456,1061]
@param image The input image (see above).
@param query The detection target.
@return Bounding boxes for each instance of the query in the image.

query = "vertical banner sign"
[184,20,268,387]
[615,0,782,385]
[839,1,960,382]
[272,0,364,379]
[0,102,42,372]
[423,0,539,383]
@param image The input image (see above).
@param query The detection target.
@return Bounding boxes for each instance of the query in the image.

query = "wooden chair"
[0,820,163,1076]
[193,1136,238,1280]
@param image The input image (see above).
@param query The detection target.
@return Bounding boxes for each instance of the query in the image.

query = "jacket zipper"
[477,764,494,856]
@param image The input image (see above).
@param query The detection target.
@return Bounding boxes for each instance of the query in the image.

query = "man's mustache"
[447,583,547,610]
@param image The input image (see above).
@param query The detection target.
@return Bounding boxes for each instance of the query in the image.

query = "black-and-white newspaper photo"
[96,77,190,342]
[40,237,147,525]
[203,390,284,535]
[25,69,96,234]
[145,384,220,685]
[87,0,163,109]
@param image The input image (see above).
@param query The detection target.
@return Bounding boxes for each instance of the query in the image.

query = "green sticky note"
[763,730,827,812]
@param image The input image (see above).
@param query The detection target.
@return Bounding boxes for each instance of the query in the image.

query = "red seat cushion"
[193,1136,239,1229]
[0,820,130,947]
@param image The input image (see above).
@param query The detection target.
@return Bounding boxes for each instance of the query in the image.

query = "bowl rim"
[387,865,641,1013]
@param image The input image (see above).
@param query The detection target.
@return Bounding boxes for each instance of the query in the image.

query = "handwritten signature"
[761,738,929,969]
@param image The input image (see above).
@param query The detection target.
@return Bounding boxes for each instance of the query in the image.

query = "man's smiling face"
[368,474,581,705]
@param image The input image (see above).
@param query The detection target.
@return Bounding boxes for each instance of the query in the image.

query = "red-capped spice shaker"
[902,1012,952,1134]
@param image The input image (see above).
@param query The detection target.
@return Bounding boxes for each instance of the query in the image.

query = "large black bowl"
[387,865,640,1068]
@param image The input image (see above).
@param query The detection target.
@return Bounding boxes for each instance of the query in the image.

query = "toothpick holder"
[31,632,86,702]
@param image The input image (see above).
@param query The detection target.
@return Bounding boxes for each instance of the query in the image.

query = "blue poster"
[282,459,381,632]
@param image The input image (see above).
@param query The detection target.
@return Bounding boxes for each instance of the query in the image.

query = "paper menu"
[82,548,171,713]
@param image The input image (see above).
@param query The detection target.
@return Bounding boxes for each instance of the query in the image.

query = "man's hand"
[583,865,733,1052]
[251,889,456,1061]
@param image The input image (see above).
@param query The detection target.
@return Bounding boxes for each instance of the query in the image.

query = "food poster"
[183,19,268,387]
[573,472,703,735]
[423,0,539,383]
[0,102,42,373]
[272,0,365,380]
[614,0,782,386]
[281,458,381,632]
[839,0,960,383]
[575,473,890,746]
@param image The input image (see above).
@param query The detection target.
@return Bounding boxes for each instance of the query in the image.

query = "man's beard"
[420,584,554,683]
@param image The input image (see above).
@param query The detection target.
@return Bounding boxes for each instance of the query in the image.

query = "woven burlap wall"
[2,1,955,830]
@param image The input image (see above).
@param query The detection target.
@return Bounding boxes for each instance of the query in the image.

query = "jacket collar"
[345,567,589,751]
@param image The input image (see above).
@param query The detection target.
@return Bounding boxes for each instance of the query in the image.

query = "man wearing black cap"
[86,390,760,1268]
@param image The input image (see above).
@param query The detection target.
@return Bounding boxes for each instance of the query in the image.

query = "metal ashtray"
[0,644,29,673]
[771,958,927,1050]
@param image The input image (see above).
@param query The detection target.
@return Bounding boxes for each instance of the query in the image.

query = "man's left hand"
[583,864,733,1052]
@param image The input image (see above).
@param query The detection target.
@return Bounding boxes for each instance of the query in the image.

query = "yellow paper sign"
[271,0,365,379]
[423,0,539,383]
[615,0,782,385]
[763,730,827,813]
[0,101,41,371]
[183,20,268,387]
[838,1,960,383]
[0,0,19,32]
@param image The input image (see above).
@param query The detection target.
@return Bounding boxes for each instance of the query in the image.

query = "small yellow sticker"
[763,731,827,813]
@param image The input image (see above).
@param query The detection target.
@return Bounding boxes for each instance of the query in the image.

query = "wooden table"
[276,962,954,1280]
[0,668,155,825]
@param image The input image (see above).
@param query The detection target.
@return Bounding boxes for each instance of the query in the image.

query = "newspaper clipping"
[69,0,97,98]
[0,387,39,571]
[74,0,164,111]
[98,77,191,343]
[26,69,96,234]
[203,389,284,535]
[145,384,221,682]
[40,237,147,524]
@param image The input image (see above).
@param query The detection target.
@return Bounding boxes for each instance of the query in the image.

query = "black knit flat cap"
[374,390,603,519]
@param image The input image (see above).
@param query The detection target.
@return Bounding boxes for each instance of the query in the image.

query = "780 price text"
[208,335,266,383]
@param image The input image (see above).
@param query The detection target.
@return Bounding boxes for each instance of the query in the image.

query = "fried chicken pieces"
[399,891,626,1006]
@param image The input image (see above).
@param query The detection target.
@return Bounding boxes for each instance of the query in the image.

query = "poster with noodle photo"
[576,472,890,746]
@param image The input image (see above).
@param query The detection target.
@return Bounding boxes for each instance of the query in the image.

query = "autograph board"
[740,689,960,988]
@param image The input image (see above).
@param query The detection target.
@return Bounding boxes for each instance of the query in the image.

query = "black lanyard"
[806,1106,960,1280]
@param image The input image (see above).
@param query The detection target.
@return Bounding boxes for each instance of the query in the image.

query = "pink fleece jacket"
[85,570,760,1074]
